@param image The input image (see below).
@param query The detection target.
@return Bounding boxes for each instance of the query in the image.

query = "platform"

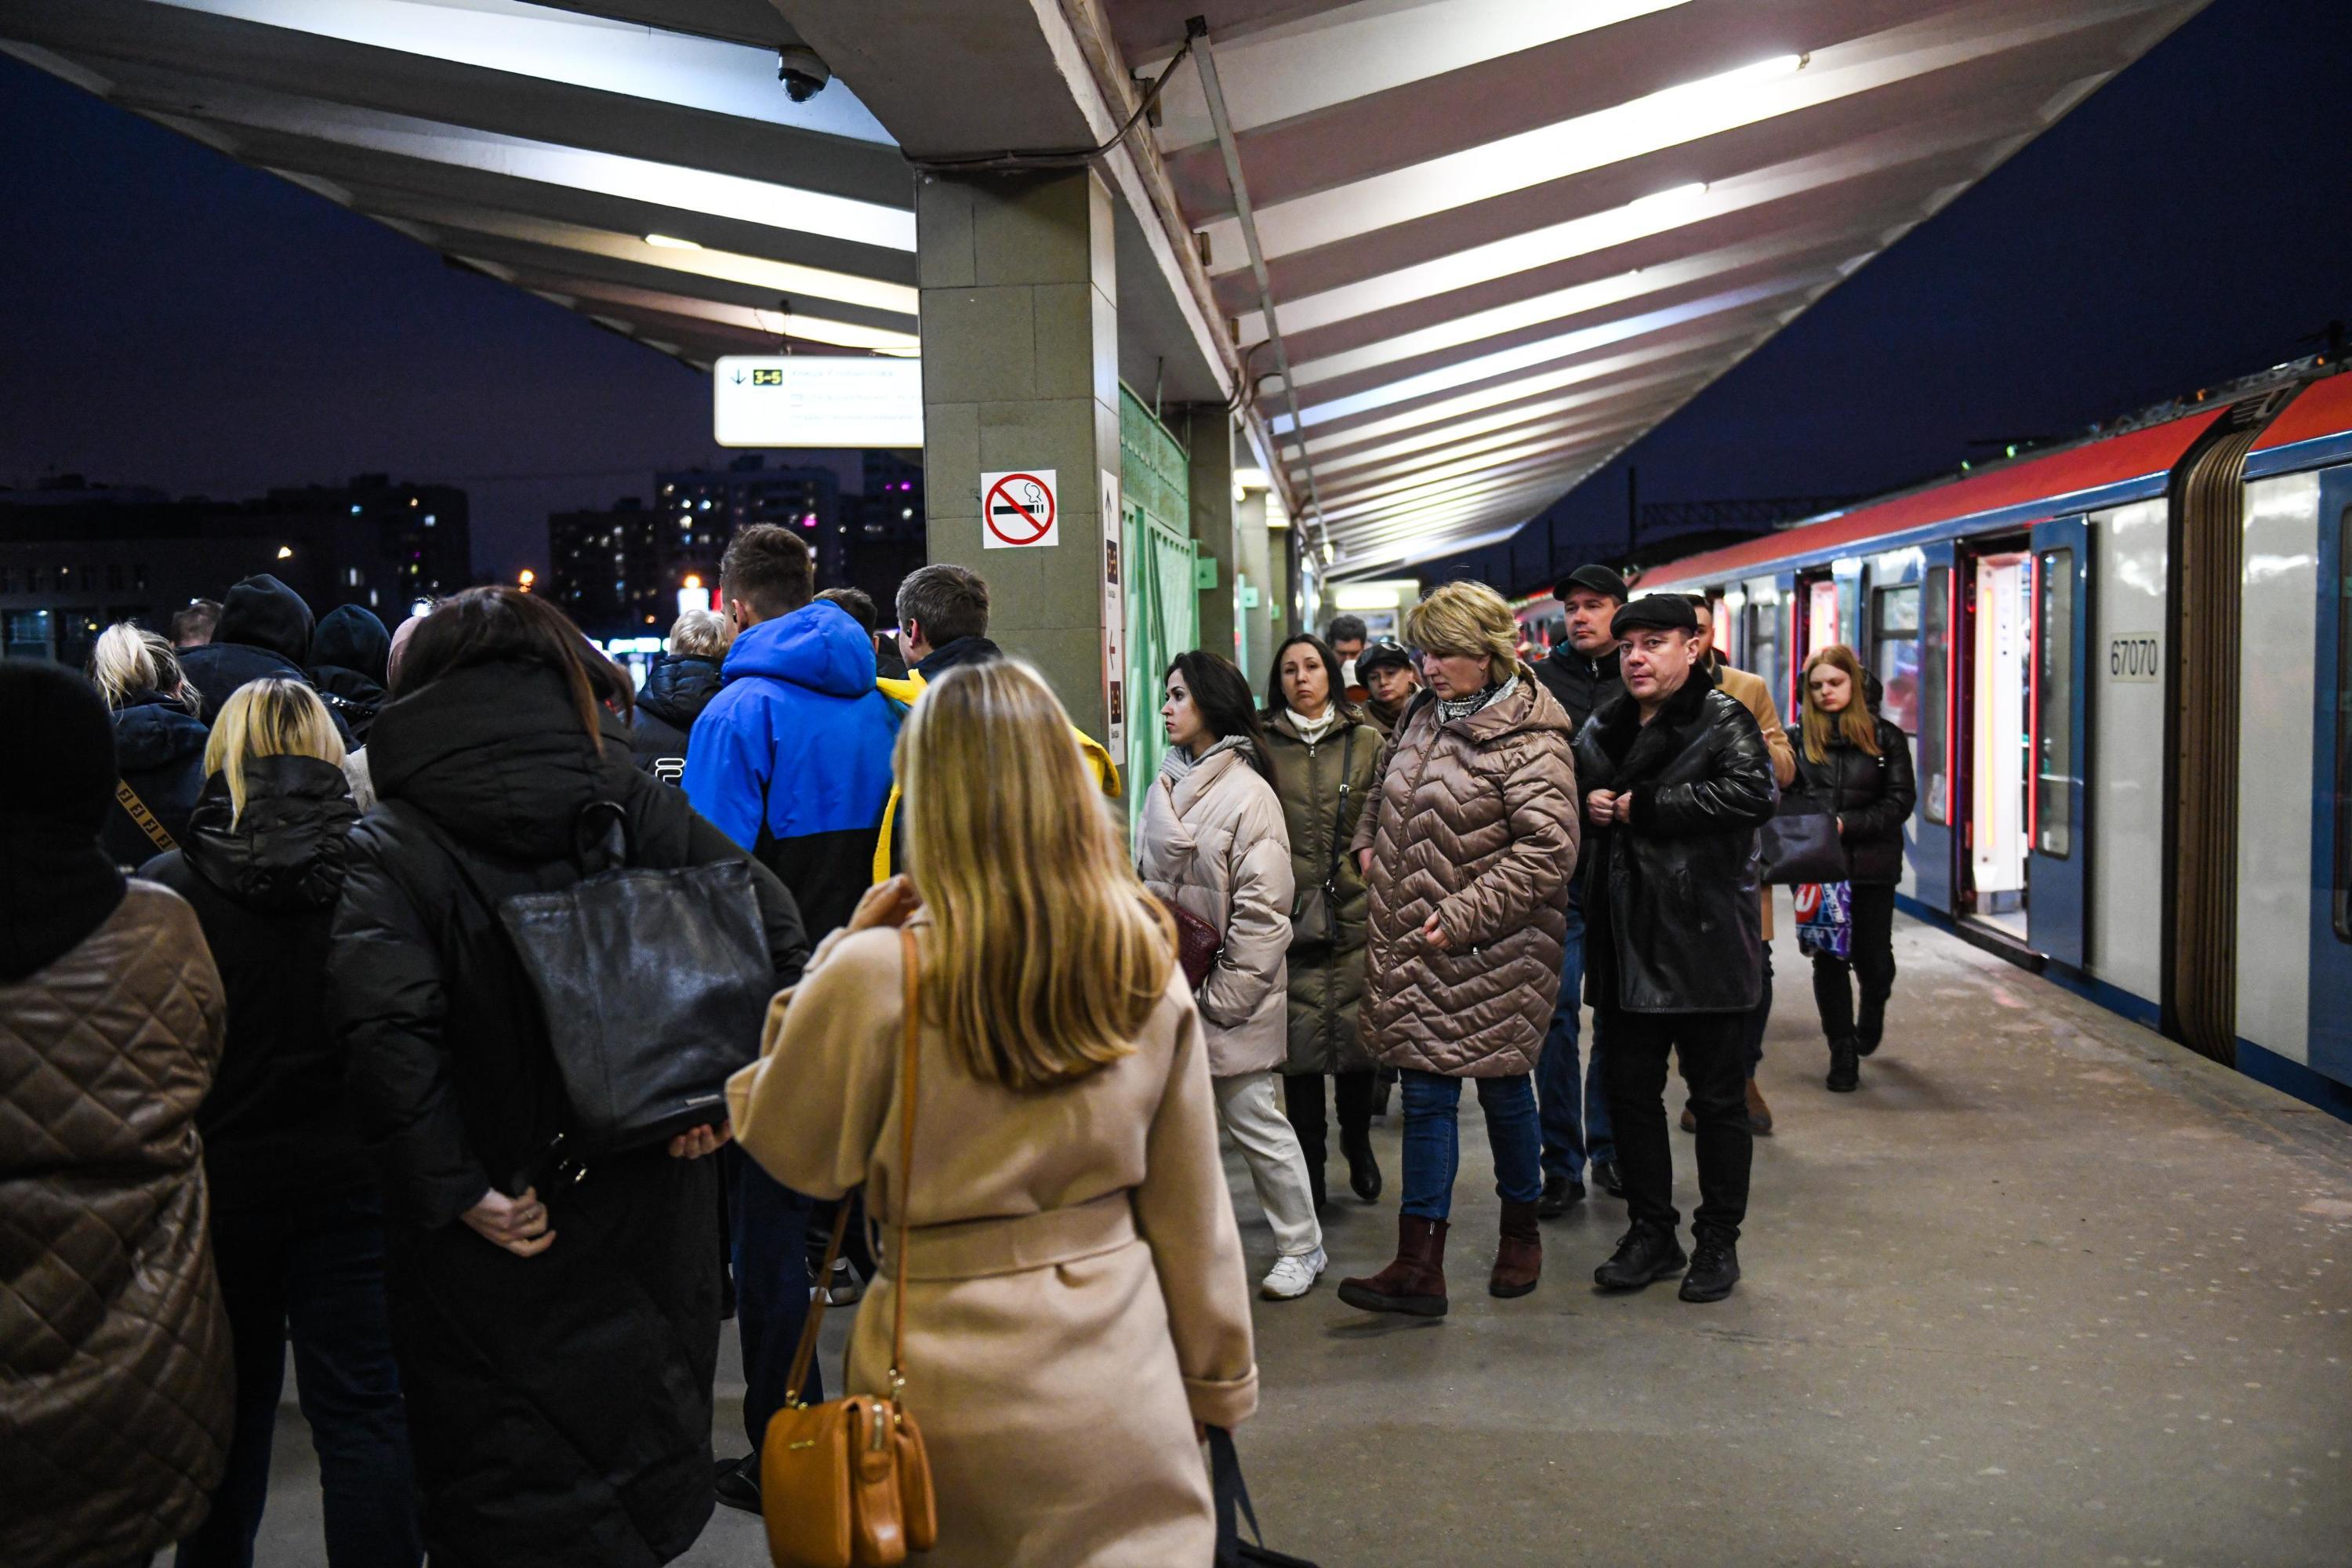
[248,906,2352,1566]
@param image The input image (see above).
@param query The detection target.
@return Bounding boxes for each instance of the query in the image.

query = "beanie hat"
[1555,563,1630,604]
[0,659,118,832]
[1610,593,1699,638]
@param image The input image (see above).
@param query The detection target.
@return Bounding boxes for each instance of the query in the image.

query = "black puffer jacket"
[1793,718,1917,885]
[1534,644,1624,733]
[310,604,391,743]
[1575,666,1777,1014]
[180,574,356,744]
[327,658,808,1568]
[141,755,371,1214]
[105,691,209,868]
[627,653,724,777]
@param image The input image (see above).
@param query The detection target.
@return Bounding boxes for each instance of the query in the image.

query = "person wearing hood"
[325,589,808,1566]
[141,681,421,1568]
[180,574,355,745]
[308,604,393,745]
[630,607,732,781]
[1337,582,1580,1319]
[1,660,233,1568]
[89,621,212,867]
[680,525,897,1512]
[1136,652,1326,1303]
[339,610,427,814]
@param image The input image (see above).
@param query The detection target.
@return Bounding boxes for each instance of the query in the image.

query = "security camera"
[779,46,830,103]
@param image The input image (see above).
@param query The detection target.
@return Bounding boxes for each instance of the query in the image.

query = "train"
[1522,363,2352,1119]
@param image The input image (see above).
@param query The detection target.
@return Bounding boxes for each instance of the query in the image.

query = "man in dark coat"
[1530,563,1628,1216]
[1575,594,1777,1305]
[310,604,393,744]
[181,574,355,742]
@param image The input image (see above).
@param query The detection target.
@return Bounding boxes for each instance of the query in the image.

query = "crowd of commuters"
[4,524,1921,1566]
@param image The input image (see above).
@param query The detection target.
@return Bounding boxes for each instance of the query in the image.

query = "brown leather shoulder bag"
[760,925,938,1567]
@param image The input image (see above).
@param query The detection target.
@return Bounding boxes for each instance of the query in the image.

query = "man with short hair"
[682,524,898,1512]
[1528,564,1629,1214]
[1355,640,1422,731]
[170,598,220,650]
[894,563,997,676]
[1575,594,1777,1303]
[1323,614,1370,701]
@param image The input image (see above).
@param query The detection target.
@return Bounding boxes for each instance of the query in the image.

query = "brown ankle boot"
[1490,1200,1542,1298]
[1745,1076,1774,1135]
[1337,1215,1449,1317]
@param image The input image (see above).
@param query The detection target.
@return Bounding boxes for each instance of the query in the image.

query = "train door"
[1795,568,1839,711]
[2310,467,2352,1085]
[1962,539,2034,942]
[2027,517,2090,967]
[1863,550,1926,902]
[1912,543,1959,913]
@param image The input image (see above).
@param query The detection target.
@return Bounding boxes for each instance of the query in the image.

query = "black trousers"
[1282,1069,1375,1168]
[1812,881,1897,1048]
[1602,1007,1752,1244]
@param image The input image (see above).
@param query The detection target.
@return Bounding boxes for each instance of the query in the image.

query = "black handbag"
[1207,1426,1318,1567]
[1758,788,1849,886]
[1287,727,1356,956]
[494,800,777,1156]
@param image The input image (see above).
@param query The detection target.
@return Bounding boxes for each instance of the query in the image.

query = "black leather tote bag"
[1208,1427,1318,1567]
[497,801,775,1156]
[1757,789,1850,886]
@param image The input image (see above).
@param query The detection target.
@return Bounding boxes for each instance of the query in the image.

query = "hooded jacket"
[105,689,209,867]
[1534,643,1624,734]
[1351,671,1581,1077]
[628,652,724,779]
[327,658,808,1568]
[309,604,391,743]
[180,573,356,744]
[1263,710,1381,1076]
[141,755,371,1212]
[1575,666,1778,1014]
[682,600,901,939]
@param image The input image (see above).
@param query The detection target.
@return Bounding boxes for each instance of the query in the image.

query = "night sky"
[3,0,2349,588]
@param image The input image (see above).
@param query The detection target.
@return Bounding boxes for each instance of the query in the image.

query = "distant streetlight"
[277,545,293,559]
[518,568,536,592]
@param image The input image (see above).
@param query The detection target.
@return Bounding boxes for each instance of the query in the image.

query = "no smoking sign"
[981,469,1058,550]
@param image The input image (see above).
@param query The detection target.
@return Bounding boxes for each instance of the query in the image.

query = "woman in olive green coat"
[1262,634,1386,1210]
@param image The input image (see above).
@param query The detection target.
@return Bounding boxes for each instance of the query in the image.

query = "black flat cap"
[1610,593,1699,637]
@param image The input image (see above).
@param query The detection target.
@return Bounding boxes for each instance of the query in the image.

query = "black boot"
[1827,1036,1860,1092]
[1679,1236,1741,1303]
[1341,1127,1382,1202]
[1537,1172,1585,1218]
[714,1454,760,1513]
[1593,1223,1687,1290]
[1590,1157,1624,1197]
[1857,991,1889,1056]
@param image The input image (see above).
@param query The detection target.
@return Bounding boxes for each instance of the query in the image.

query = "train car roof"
[2246,372,2352,478]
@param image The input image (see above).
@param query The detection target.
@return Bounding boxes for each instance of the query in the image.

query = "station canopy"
[5,0,2209,575]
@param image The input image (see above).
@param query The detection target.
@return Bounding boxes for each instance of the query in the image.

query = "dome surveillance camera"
[779,45,830,103]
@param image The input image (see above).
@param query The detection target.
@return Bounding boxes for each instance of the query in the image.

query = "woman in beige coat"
[1338,582,1580,1319]
[729,659,1259,1568]
[1135,651,1326,1301]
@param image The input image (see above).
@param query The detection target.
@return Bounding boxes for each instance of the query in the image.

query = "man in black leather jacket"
[1573,594,1776,1303]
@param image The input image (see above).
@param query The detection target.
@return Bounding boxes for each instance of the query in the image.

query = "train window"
[2337,507,2352,941]
[1745,599,1781,713]
[2035,549,2074,858]
[1871,586,1921,734]
[1922,568,1951,824]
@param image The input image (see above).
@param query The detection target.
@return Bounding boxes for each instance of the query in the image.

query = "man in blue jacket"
[682,524,899,1511]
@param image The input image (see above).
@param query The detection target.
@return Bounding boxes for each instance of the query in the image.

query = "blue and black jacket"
[682,601,901,939]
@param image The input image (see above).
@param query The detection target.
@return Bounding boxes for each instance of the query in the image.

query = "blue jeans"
[1399,1070,1544,1221]
[1537,897,1613,1179]
[728,1149,821,1456]
[176,1196,420,1568]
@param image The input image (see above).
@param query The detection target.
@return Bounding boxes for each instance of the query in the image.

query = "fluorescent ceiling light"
[1629,181,1709,209]
[644,233,701,250]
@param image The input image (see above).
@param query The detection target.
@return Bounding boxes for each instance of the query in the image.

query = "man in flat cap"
[1570,594,1777,1303]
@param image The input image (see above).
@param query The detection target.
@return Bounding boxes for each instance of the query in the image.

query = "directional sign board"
[982,470,1058,549]
[713,355,922,448]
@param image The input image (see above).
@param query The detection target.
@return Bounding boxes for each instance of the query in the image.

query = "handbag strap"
[779,924,923,1411]
[115,779,177,853]
[1207,1425,1265,1560]
[1320,726,1356,892]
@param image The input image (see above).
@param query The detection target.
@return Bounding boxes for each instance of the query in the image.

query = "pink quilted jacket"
[1,883,233,1568]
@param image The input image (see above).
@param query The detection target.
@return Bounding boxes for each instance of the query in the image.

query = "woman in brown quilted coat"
[1336,583,1580,1319]
[0,660,233,1568]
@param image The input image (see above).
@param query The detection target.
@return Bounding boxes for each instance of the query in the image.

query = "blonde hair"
[902,660,1173,1091]
[204,679,346,825]
[669,608,733,659]
[1800,644,1882,764]
[1404,581,1520,680]
[89,622,196,714]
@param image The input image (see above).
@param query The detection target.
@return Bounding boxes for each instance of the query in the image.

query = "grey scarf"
[1436,673,1518,725]
[1160,731,1255,782]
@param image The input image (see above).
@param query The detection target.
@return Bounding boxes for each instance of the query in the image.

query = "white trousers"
[1210,1070,1324,1258]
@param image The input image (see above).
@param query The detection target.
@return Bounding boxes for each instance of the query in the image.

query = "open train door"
[1911,542,1961,915]
[2027,517,2091,967]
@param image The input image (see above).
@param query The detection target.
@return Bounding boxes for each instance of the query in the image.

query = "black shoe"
[1679,1237,1740,1302]
[1341,1130,1383,1203]
[1308,1159,1329,1214]
[714,1454,760,1514]
[1536,1172,1585,1218]
[1857,1014,1885,1057]
[1593,1224,1687,1290]
[1590,1157,1624,1197]
[1828,1036,1860,1092]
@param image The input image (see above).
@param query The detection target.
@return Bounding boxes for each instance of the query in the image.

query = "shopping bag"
[1794,880,1853,962]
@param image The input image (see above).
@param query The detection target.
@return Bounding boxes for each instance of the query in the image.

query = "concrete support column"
[1185,406,1237,664]
[1233,488,1274,677]
[916,166,1120,737]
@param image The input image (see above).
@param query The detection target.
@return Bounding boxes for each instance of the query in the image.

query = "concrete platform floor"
[249,908,2352,1566]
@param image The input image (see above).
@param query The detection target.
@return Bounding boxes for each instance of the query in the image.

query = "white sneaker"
[1260,1247,1327,1301]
